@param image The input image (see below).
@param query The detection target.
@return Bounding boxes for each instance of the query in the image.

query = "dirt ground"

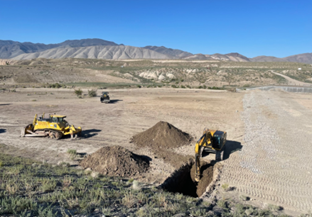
[1,87,312,215]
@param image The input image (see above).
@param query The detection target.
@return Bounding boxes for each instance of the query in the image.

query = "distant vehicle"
[100,92,110,103]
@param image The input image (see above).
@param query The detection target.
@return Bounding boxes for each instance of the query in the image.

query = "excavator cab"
[209,131,226,151]
[194,129,227,182]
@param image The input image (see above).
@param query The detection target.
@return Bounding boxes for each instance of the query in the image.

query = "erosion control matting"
[79,146,150,177]
[161,161,215,197]
[131,121,192,149]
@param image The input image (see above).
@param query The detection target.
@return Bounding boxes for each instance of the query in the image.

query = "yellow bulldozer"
[21,113,82,140]
[194,128,227,182]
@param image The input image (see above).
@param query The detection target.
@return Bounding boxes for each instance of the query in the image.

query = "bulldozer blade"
[24,134,46,137]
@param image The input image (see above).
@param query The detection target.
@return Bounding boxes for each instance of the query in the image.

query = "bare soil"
[1,87,312,215]
[131,121,192,149]
[79,146,149,177]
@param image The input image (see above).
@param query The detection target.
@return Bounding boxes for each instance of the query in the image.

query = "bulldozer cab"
[49,115,68,127]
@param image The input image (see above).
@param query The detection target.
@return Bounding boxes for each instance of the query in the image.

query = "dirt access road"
[1,87,312,214]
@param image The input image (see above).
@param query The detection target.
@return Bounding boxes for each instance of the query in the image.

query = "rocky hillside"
[0,39,118,59]
[143,46,192,59]
[251,53,312,64]
[2,38,312,63]
[184,52,249,62]
[12,45,170,60]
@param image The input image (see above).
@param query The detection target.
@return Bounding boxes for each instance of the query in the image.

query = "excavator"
[194,129,227,182]
[21,113,82,139]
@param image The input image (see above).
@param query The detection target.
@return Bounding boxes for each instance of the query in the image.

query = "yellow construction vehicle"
[195,129,227,182]
[21,113,82,139]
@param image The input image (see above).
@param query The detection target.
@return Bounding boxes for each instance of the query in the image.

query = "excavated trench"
[161,161,216,198]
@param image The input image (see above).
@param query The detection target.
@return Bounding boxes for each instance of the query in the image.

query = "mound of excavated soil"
[131,121,192,149]
[79,146,149,177]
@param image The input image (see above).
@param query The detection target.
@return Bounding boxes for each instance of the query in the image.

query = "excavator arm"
[194,131,212,182]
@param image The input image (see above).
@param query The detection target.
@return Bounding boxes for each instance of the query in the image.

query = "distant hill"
[251,53,312,64]
[184,52,250,62]
[1,38,311,63]
[143,46,192,59]
[0,39,118,59]
[12,45,170,60]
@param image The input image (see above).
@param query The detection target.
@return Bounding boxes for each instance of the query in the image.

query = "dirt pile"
[131,121,192,149]
[161,161,215,197]
[79,146,149,177]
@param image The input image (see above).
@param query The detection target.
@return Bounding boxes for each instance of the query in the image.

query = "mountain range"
[1,38,311,63]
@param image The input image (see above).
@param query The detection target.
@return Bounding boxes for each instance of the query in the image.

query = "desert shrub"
[240,195,250,201]
[137,85,142,88]
[67,149,77,160]
[88,89,97,97]
[217,199,228,209]
[74,89,83,97]
[50,83,61,88]
[221,183,229,191]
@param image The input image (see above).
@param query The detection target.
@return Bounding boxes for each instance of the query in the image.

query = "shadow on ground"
[223,140,242,160]
[82,129,101,138]
[0,129,6,134]
[108,99,123,104]
[0,104,10,106]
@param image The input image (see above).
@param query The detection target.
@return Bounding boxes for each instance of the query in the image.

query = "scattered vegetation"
[67,149,77,160]
[74,89,83,97]
[2,59,310,90]
[221,183,229,191]
[0,144,292,217]
[88,89,97,97]
[0,151,199,216]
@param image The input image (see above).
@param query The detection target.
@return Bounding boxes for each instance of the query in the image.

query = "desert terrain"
[0,85,312,215]
[1,59,312,216]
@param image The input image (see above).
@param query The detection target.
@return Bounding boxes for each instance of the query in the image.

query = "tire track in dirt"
[220,90,312,213]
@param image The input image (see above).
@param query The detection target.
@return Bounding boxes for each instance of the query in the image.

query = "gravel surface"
[220,90,312,215]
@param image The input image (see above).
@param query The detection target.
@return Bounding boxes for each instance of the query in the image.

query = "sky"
[0,0,311,58]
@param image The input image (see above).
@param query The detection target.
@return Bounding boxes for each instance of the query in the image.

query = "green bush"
[88,89,97,97]
[74,89,83,97]
[49,83,62,88]
[222,183,229,191]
